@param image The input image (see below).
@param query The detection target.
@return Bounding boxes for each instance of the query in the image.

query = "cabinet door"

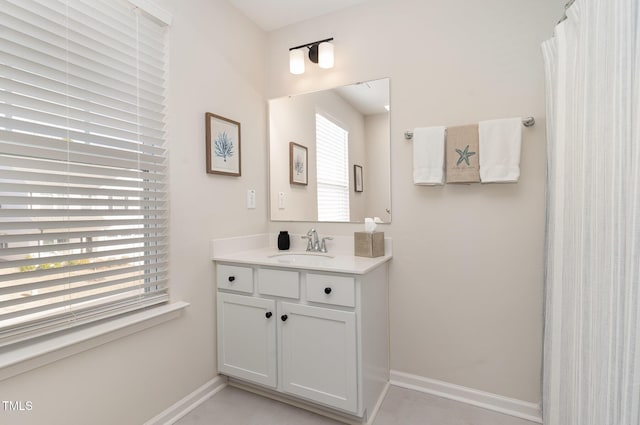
[217,292,277,387]
[279,302,358,413]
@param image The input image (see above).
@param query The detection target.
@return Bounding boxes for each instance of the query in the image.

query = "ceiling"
[335,78,389,116]
[227,0,372,31]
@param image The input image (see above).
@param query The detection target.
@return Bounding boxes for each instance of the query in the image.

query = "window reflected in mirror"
[316,113,350,222]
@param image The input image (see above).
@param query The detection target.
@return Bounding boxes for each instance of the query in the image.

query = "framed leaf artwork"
[289,142,308,185]
[206,112,241,176]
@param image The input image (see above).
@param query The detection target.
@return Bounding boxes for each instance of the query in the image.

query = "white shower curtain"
[542,1,640,425]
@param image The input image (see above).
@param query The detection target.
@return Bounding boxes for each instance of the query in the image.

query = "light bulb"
[289,49,305,74]
[318,42,334,69]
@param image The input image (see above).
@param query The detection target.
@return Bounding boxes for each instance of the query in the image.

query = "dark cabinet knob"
[324,287,332,294]
[228,276,235,282]
[265,311,272,319]
[281,314,288,322]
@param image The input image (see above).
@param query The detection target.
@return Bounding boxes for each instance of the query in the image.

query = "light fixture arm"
[288,37,334,52]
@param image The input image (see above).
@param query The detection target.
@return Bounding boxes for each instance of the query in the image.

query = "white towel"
[479,118,522,182]
[413,126,446,185]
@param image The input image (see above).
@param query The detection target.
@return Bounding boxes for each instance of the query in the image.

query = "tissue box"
[354,232,385,258]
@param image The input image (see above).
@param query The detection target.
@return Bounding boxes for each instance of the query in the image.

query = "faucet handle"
[320,237,333,253]
[301,235,313,251]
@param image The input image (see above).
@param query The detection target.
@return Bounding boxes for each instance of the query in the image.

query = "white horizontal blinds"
[316,114,350,222]
[0,0,168,346]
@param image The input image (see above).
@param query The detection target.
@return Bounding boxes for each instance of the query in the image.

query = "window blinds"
[0,0,168,347]
[315,114,350,222]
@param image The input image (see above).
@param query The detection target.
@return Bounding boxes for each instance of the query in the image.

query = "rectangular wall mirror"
[268,78,391,223]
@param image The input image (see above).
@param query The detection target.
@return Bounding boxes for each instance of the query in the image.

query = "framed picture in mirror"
[354,164,363,192]
[289,142,308,185]
[206,112,241,176]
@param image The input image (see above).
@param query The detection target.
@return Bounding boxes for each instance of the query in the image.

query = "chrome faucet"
[302,229,332,253]
[302,228,319,252]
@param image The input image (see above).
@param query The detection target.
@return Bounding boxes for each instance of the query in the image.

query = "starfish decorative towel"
[446,124,480,183]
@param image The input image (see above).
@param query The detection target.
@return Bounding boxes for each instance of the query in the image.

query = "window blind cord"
[134,8,145,301]
[64,0,74,318]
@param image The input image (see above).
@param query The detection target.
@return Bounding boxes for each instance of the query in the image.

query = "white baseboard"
[144,376,227,425]
[389,370,542,423]
[366,381,390,425]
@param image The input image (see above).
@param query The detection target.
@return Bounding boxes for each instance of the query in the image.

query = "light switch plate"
[247,189,256,209]
[278,192,285,209]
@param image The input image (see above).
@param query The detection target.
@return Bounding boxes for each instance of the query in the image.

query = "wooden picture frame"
[206,112,241,176]
[354,164,363,192]
[289,142,308,185]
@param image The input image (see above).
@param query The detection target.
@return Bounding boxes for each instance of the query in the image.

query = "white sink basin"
[269,252,334,265]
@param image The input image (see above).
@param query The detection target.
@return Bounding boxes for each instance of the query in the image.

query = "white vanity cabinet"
[215,261,389,421]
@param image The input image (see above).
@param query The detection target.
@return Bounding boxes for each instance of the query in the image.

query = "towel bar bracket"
[404,116,535,140]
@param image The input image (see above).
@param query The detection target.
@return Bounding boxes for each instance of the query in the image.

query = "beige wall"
[266,0,564,403]
[1,1,268,424]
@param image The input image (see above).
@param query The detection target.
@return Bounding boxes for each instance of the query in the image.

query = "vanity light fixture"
[289,38,334,74]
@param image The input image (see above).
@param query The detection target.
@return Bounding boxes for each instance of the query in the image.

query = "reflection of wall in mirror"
[365,113,390,220]
[270,89,367,221]
[270,95,315,221]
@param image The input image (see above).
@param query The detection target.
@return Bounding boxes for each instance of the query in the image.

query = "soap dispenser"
[277,231,290,250]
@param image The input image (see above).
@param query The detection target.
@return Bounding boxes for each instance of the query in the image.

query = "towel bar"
[404,116,535,140]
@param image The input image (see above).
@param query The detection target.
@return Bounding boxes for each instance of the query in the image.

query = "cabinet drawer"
[217,264,253,293]
[306,273,355,307]
[258,268,300,299]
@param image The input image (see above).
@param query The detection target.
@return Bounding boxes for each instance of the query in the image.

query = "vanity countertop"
[211,233,392,274]
[213,247,392,275]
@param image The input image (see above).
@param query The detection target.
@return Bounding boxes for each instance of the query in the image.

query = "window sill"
[0,301,189,382]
